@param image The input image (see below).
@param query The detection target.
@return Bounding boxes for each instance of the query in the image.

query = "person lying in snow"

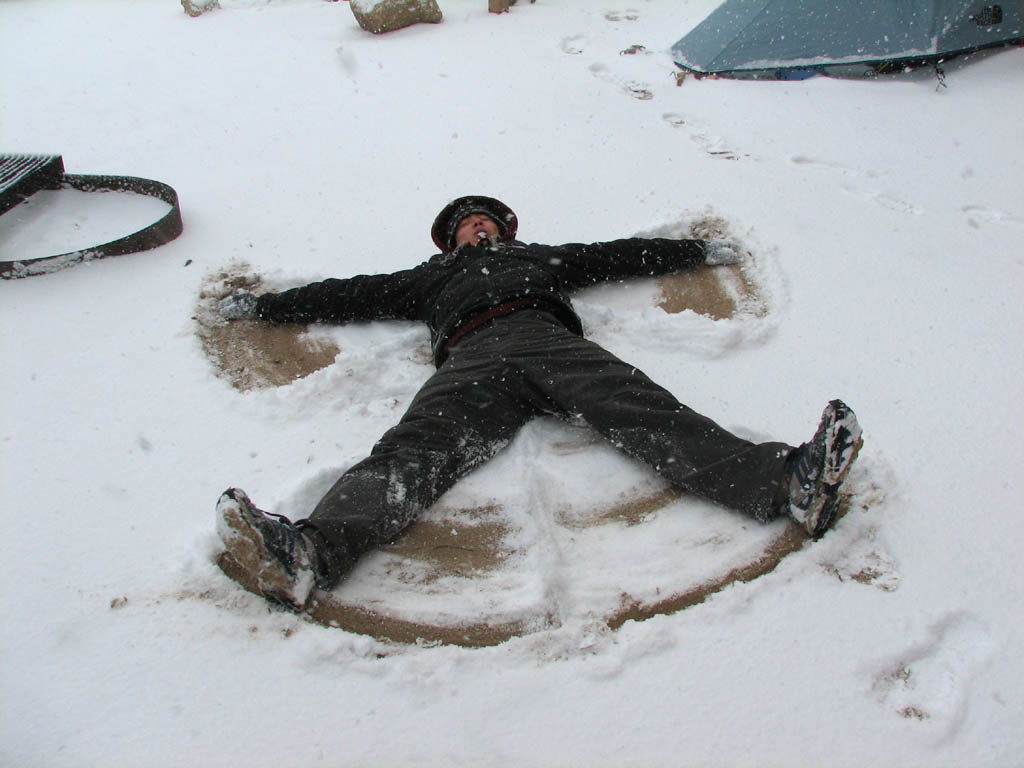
[216,195,863,610]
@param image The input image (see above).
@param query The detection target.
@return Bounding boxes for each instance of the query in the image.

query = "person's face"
[453,212,500,248]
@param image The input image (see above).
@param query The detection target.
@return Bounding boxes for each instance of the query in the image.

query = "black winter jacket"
[256,237,708,366]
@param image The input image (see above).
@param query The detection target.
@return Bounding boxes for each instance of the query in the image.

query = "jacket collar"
[434,235,505,265]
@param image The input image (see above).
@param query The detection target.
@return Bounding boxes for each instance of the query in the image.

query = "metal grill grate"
[0,154,65,215]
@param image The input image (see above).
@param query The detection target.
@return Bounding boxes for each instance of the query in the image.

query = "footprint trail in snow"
[872,611,996,740]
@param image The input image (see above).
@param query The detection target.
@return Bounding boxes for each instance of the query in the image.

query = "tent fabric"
[671,0,1024,78]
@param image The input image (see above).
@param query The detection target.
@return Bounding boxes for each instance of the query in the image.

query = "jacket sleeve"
[529,237,707,291]
[254,265,426,324]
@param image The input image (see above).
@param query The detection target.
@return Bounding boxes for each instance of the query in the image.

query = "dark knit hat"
[431,196,519,252]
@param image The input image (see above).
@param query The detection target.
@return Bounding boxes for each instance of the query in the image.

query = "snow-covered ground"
[2,1,1022,765]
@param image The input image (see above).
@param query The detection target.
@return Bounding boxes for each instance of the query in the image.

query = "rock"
[490,0,536,13]
[349,0,442,34]
[181,0,219,17]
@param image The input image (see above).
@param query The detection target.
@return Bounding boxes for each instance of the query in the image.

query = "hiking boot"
[785,399,863,537]
[216,488,323,610]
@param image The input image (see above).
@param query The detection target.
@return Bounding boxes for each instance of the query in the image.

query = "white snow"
[2,0,1023,765]
[0,187,172,261]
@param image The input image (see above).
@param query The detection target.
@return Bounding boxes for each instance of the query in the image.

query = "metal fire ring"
[1,154,184,279]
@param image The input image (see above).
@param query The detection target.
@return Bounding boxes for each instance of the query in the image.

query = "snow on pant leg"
[303,335,539,571]
[506,311,793,521]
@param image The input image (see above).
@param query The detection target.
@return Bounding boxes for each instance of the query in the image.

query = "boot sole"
[216,489,310,610]
[808,401,864,537]
[822,400,864,489]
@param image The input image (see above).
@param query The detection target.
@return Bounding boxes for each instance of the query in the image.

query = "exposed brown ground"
[195,267,341,390]
[200,256,825,648]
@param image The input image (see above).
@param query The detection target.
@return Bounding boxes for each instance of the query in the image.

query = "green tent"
[671,0,1024,79]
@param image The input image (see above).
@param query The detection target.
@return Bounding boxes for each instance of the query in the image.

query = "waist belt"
[445,299,541,352]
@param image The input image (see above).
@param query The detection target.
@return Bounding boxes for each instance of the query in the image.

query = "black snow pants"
[304,309,794,586]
